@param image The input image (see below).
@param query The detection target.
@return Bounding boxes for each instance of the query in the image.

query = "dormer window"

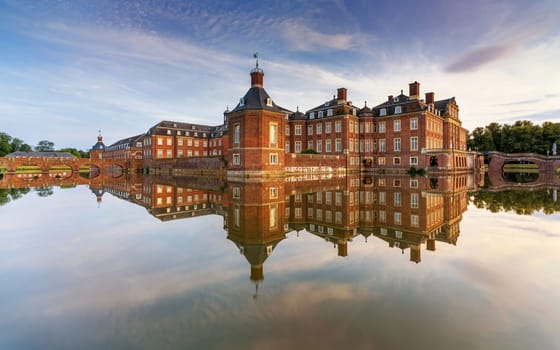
[380,108,387,116]
[395,106,402,114]
[191,125,195,130]
[266,97,273,106]
[352,109,356,116]
[318,111,324,118]
[327,109,333,117]
[239,98,245,107]
[309,112,315,119]
[393,97,399,103]
[177,130,181,135]
[167,130,171,135]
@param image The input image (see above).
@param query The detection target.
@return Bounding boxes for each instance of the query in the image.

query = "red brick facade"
[96,65,482,174]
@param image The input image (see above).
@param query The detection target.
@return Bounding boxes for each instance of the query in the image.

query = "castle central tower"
[226,60,290,177]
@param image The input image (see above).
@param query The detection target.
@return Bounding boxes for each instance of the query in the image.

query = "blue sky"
[1,0,559,150]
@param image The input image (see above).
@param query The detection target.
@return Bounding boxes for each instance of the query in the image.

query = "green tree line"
[467,121,560,155]
[470,189,560,215]
[0,132,89,158]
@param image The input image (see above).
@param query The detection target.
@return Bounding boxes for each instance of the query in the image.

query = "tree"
[0,132,12,156]
[10,138,32,152]
[35,140,55,152]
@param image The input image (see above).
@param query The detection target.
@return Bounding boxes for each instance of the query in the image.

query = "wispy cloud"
[281,20,356,52]
[445,45,517,73]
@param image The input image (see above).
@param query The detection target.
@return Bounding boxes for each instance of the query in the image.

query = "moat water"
[0,173,559,350]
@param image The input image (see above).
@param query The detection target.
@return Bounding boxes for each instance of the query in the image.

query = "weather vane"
[253,52,259,69]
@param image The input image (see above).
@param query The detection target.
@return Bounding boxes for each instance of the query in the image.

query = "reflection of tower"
[226,180,286,298]
[90,187,105,208]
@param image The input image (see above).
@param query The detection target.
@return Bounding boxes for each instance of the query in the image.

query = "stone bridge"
[0,156,127,175]
[487,151,560,189]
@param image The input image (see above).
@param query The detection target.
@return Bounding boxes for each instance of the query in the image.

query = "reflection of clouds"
[2,190,560,349]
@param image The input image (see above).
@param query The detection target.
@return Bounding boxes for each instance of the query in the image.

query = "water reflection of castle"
[89,173,483,284]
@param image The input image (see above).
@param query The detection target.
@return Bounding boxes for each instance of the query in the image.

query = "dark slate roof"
[372,93,410,108]
[289,108,306,120]
[147,120,214,136]
[228,236,285,266]
[434,97,455,114]
[91,140,106,151]
[6,151,77,158]
[231,86,291,114]
[358,102,373,117]
[108,134,144,148]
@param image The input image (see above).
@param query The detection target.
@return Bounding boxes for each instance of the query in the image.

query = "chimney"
[250,69,264,87]
[425,92,435,104]
[409,81,420,100]
[337,88,347,102]
[388,95,393,102]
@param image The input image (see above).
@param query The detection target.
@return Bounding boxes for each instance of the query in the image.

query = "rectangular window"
[365,140,370,152]
[411,118,418,130]
[411,214,419,227]
[380,108,387,117]
[295,141,302,153]
[325,122,331,133]
[411,193,419,208]
[308,125,313,136]
[394,212,401,225]
[270,187,278,199]
[379,210,386,222]
[379,121,386,133]
[335,121,342,133]
[270,153,278,164]
[187,138,193,146]
[156,149,163,158]
[295,125,302,135]
[394,120,401,132]
[394,138,401,152]
[335,211,342,224]
[318,111,324,118]
[307,141,313,150]
[317,140,322,153]
[157,138,163,145]
[233,153,240,165]
[394,192,401,207]
[178,150,183,157]
[166,150,172,158]
[269,123,277,147]
[325,139,331,152]
[349,138,353,152]
[325,191,332,204]
[332,192,340,206]
[327,109,333,117]
[411,136,418,151]
[309,112,315,119]
[285,125,290,136]
[194,139,199,147]
[234,124,240,147]
[410,157,418,165]
[270,205,278,228]
[285,141,290,153]
[316,191,322,203]
[295,207,302,218]
[178,138,183,146]
[395,106,402,114]
[378,156,385,165]
[335,139,342,152]
[316,209,322,220]
[379,139,386,152]
[410,179,418,188]
[233,187,240,199]
[349,121,354,133]
[316,123,322,135]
